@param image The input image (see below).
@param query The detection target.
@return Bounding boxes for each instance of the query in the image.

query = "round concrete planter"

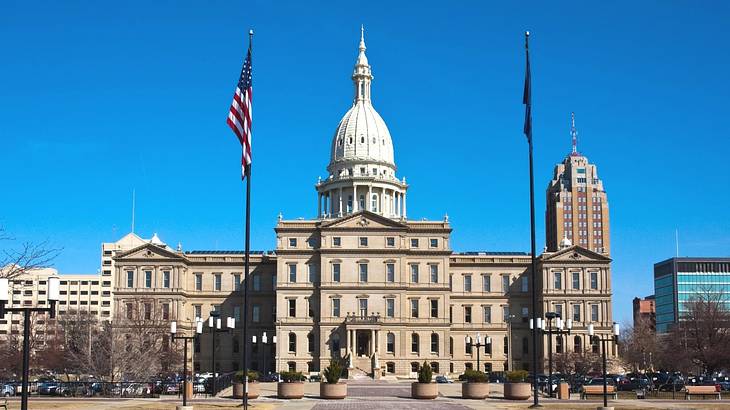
[411,382,438,399]
[233,382,260,399]
[504,382,531,400]
[320,382,347,399]
[461,382,490,399]
[277,382,304,399]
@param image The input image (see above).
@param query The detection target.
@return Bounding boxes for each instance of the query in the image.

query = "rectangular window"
[521,276,528,292]
[359,237,368,247]
[464,306,472,323]
[430,299,438,318]
[332,299,341,317]
[144,303,152,320]
[195,274,202,291]
[386,263,395,282]
[194,305,202,320]
[233,274,241,291]
[387,335,395,353]
[572,272,580,290]
[386,298,395,318]
[359,299,368,317]
[332,263,341,282]
[502,306,510,322]
[521,306,529,319]
[591,304,599,322]
[430,265,438,283]
[253,274,261,291]
[410,238,419,248]
[483,275,491,292]
[502,275,510,293]
[333,237,341,247]
[410,299,419,318]
[555,303,563,318]
[590,271,598,289]
[126,271,134,287]
[145,271,152,288]
[214,274,222,291]
[288,299,296,317]
[573,304,581,322]
[554,272,562,290]
[253,305,261,323]
[289,264,297,283]
[163,271,170,288]
[162,303,169,320]
[308,264,316,283]
[234,306,241,322]
[289,238,297,247]
[307,299,314,317]
[464,275,472,292]
[430,238,438,248]
[359,264,368,282]
[410,264,419,283]
[386,237,395,247]
[126,303,133,319]
[483,306,492,323]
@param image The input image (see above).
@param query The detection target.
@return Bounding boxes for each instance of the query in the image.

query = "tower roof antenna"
[570,112,579,155]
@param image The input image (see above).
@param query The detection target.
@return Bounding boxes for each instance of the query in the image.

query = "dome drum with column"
[317,26,408,220]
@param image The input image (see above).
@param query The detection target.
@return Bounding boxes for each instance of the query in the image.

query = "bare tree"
[0,225,61,279]
[619,316,660,372]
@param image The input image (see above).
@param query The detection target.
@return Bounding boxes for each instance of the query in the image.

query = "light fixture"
[252,335,257,344]
[588,323,595,336]
[613,323,620,336]
[196,321,203,334]
[262,332,268,344]
[170,321,177,334]
[48,277,60,301]
[0,278,8,302]
[566,319,573,330]
[216,318,222,329]
[208,317,214,328]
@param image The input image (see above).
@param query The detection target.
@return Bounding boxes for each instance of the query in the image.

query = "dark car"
[489,373,505,384]
[435,375,452,384]
[38,381,60,395]
[260,372,281,382]
[657,376,684,392]
[586,378,616,386]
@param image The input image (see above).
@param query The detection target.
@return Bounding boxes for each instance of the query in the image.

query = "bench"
[1,398,7,410]
[581,385,617,400]
[685,385,721,400]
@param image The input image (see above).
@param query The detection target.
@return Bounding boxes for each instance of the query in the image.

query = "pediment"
[114,243,186,261]
[541,245,611,263]
[321,211,407,230]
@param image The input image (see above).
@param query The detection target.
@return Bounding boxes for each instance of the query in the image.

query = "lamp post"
[588,322,620,409]
[254,332,276,374]
[205,311,235,396]
[0,276,60,410]
[532,312,572,398]
[170,319,202,408]
[465,333,492,373]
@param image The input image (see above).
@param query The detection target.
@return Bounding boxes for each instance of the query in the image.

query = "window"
[410,299,419,318]
[591,304,599,322]
[590,271,598,289]
[195,274,202,291]
[387,333,395,353]
[163,271,170,288]
[411,333,419,353]
[504,336,509,355]
[521,276,528,292]
[521,306,529,320]
[591,338,599,353]
[194,305,202,321]
[430,265,438,283]
[307,299,314,317]
[386,298,395,318]
[126,303,134,319]
[214,274,222,291]
[483,306,492,323]
[145,271,152,288]
[126,271,134,287]
[288,362,296,372]
[332,299,341,317]
[465,339,473,354]
[386,362,395,373]
[386,263,395,282]
[253,305,261,322]
[288,299,296,317]
[502,306,510,322]
[410,264,419,283]
[430,238,438,248]
[333,237,341,247]
[144,303,152,320]
[464,306,472,323]
[386,237,395,247]
[502,275,510,293]
[430,299,438,318]
[522,337,529,354]
[574,335,582,352]
[410,238,419,248]
[234,274,241,291]
[354,299,366,318]
[556,336,563,354]
[162,303,169,320]
[483,275,491,292]
[554,272,562,289]
[308,264,316,283]
[253,274,261,291]
[332,334,340,352]
[572,272,580,290]
[332,263,341,282]
[359,237,368,247]
[573,304,581,322]
[464,275,472,292]
[288,264,296,283]
[308,333,315,353]
[430,334,439,354]
[288,333,296,353]
[371,194,378,212]
[289,238,297,247]
[359,263,368,282]
[555,303,563,318]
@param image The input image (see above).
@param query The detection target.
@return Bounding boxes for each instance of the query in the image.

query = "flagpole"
[242,28,253,410]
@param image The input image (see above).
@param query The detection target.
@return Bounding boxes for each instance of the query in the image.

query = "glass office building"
[654,257,730,333]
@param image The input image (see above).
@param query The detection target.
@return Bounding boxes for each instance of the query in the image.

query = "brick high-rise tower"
[545,113,610,254]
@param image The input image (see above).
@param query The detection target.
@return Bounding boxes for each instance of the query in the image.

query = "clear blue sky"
[2,1,729,324]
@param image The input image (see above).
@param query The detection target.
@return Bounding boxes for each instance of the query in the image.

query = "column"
[379,188,384,215]
[367,185,372,212]
[318,193,322,218]
[370,329,375,355]
[403,192,407,218]
[330,191,334,217]
[338,187,343,217]
[353,185,358,212]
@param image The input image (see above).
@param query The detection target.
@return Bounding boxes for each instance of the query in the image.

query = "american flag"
[227,47,253,178]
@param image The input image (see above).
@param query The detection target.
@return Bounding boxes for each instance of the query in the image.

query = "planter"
[277,382,304,399]
[504,382,531,400]
[411,382,438,399]
[233,382,260,399]
[320,382,347,399]
[461,382,490,399]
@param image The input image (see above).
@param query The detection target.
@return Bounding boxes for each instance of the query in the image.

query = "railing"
[0,381,191,398]
[344,313,383,324]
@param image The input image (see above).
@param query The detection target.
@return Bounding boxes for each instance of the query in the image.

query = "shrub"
[234,370,260,383]
[417,361,433,383]
[322,359,344,384]
[280,371,306,383]
[506,370,529,383]
[461,369,487,383]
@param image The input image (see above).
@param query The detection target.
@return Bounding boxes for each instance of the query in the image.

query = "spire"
[352,25,372,103]
[570,112,578,155]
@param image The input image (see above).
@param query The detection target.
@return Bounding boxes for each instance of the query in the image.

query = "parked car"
[259,372,281,382]
[164,383,180,394]
[488,373,505,384]
[657,376,684,392]
[585,378,615,387]
[435,375,453,384]
[193,382,206,393]
[1,384,15,397]
[38,381,60,395]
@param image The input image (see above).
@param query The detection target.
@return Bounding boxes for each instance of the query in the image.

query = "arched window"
[387,333,395,353]
[308,333,315,353]
[430,333,439,354]
[371,194,378,212]
[574,335,582,353]
[411,333,420,354]
[288,332,297,353]
[431,362,439,373]
[465,338,473,354]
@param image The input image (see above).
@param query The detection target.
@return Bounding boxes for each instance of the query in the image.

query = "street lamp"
[588,322,620,409]
[531,312,572,397]
[170,319,203,407]
[205,311,234,396]
[0,276,59,410]
[465,333,492,373]
[253,332,276,375]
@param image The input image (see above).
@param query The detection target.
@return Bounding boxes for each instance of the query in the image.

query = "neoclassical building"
[111,30,616,378]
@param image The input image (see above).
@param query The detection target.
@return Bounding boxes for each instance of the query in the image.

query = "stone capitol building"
[110,30,616,379]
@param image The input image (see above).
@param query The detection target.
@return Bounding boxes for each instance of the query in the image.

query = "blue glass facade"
[654,258,730,333]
